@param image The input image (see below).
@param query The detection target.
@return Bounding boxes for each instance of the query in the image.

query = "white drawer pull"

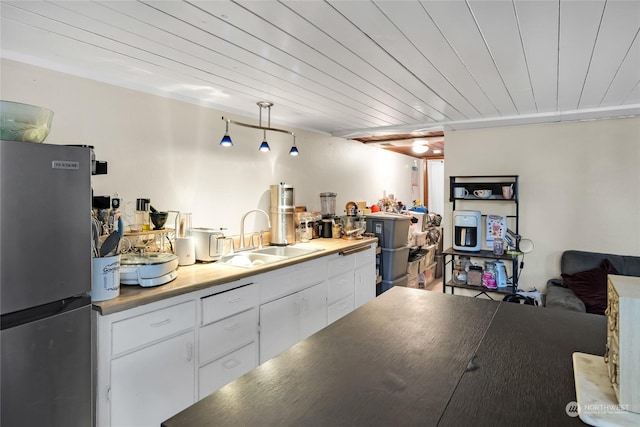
[224,322,240,331]
[228,297,242,303]
[223,358,240,369]
[185,342,193,362]
[150,318,171,328]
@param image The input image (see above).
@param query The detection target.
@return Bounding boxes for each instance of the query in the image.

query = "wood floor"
[425,277,443,292]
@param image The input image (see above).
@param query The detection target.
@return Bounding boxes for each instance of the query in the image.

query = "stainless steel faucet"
[239,209,271,250]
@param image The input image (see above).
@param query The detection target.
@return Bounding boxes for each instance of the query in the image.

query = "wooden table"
[163,287,606,427]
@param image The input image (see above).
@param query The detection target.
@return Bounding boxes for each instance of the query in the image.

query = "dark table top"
[163,287,606,427]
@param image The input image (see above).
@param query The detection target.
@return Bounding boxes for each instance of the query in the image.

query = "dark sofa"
[546,250,640,313]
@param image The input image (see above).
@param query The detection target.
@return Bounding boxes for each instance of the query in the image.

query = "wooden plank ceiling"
[1,1,639,158]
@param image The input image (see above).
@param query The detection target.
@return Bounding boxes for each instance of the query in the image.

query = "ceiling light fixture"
[219,119,233,147]
[412,144,429,154]
[258,130,270,152]
[288,135,299,156]
[221,101,299,155]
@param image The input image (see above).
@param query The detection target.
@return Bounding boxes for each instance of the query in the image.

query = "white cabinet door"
[298,281,327,341]
[355,262,376,308]
[111,331,195,427]
[259,293,298,363]
[259,281,327,364]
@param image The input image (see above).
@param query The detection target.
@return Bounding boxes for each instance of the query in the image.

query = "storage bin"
[381,245,410,281]
[365,212,410,248]
[378,274,408,295]
[407,258,421,278]
[422,263,436,286]
[406,275,422,289]
[424,244,436,265]
[413,231,427,246]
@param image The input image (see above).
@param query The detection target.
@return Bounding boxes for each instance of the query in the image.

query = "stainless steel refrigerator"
[1,140,92,426]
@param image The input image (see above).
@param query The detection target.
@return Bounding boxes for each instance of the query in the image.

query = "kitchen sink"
[252,246,322,258]
[217,252,287,268]
[218,245,323,268]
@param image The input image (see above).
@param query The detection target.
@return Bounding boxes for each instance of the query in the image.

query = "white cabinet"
[198,342,256,399]
[259,281,327,363]
[96,300,197,427]
[298,281,329,340]
[111,331,195,427]
[326,245,376,324]
[327,254,355,324]
[96,244,376,426]
[259,292,298,362]
[258,259,328,364]
[355,247,376,307]
[198,283,258,398]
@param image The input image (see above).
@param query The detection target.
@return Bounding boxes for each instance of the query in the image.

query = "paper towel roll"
[176,237,195,266]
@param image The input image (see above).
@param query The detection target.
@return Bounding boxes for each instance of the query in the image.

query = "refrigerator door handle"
[1,295,91,330]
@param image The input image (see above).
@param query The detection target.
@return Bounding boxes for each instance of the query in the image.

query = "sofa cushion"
[545,285,586,312]
[561,259,618,315]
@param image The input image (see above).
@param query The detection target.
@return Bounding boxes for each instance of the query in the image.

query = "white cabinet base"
[198,342,256,399]
[110,331,195,427]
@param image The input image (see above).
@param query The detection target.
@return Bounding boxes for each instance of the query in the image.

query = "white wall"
[444,117,640,292]
[1,59,419,234]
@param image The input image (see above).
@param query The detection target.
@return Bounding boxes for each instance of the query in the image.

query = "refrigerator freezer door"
[1,300,92,427]
[0,141,91,314]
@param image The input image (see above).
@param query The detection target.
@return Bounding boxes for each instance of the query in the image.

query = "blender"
[320,192,337,238]
[320,192,337,218]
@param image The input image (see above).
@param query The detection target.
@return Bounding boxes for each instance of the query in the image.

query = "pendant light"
[219,119,233,147]
[259,130,270,152]
[220,101,299,155]
[289,135,299,156]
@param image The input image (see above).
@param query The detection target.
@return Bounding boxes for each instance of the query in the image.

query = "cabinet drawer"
[261,259,326,303]
[328,294,354,324]
[328,270,354,304]
[201,283,258,325]
[355,247,375,266]
[199,308,257,364]
[112,301,196,356]
[198,342,257,399]
[328,254,355,278]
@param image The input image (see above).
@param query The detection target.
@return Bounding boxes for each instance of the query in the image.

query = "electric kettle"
[494,261,508,288]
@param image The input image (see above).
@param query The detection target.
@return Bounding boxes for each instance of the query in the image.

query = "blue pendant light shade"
[259,130,270,152]
[220,120,233,147]
[221,103,297,154]
[289,135,299,156]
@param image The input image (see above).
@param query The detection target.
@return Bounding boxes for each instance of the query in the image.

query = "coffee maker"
[453,210,481,251]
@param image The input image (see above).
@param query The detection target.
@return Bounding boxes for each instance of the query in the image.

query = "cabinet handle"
[223,358,240,369]
[224,322,240,331]
[185,342,193,362]
[150,318,171,328]
[228,297,242,303]
[339,245,371,256]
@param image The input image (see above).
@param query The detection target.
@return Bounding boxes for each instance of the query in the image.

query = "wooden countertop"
[93,237,378,316]
[163,287,607,427]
